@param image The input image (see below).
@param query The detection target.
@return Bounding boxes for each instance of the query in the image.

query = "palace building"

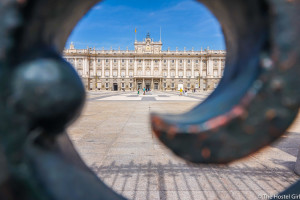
[63,33,226,91]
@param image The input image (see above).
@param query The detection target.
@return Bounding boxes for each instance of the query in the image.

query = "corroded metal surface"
[0,0,299,199]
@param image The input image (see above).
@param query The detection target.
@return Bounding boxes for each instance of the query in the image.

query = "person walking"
[180,88,183,96]
[143,87,146,95]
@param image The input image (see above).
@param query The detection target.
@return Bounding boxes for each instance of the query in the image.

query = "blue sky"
[66,0,225,51]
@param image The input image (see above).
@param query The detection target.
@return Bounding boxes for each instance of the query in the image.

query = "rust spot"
[17,0,27,4]
[265,109,277,120]
[240,111,249,120]
[198,134,208,141]
[268,126,282,137]
[167,126,178,139]
[201,148,211,159]
[243,125,255,134]
[151,116,164,128]
[231,106,245,117]
[152,130,161,138]
[188,125,199,134]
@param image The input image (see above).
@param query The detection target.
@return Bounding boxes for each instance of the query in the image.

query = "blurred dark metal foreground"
[0,0,299,199]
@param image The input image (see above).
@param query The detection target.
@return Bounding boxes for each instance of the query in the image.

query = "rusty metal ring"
[0,0,299,199]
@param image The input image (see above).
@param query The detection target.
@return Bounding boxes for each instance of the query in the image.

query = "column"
[110,59,113,78]
[151,78,154,90]
[86,58,89,77]
[93,59,96,76]
[142,78,145,88]
[93,59,96,90]
[218,58,222,77]
[74,58,77,70]
[175,59,178,78]
[151,59,154,76]
[200,58,203,77]
[183,59,187,78]
[102,59,105,78]
[167,60,170,78]
[208,58,213,77]
[134,59,137,76]
[192,59,195,78]
[126,59,129,77]
[82,58,86,77]
[159,78,162,91]
[118,59,121,78]
[142,59,145,76]
[159,59,162,76]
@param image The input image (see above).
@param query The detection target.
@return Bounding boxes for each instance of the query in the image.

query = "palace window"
[122,59,125,63]
[214,70,218,77]
[129,71,133,77]
[130,59,133,63]
[164,60,167,63]
[121,71,125,77]
[188,60,191,63]
[172,60,175,63]
[179,71,183,77]
[97,59,101,63]
[106,59,109,63]
[187,71,191,77]
[187,83,191,88]
[139,60,142,63]
[114,59,117,63]
[163,83,167,88]
[105,83,109,88]
[195,71,199,77]
[105,71,109,77]
[180,60,183,63]
[113,71,117,77]
[195,60,199,63]
[121,83,125,88]
[129,83,133,88]
[171,83,175,88]
[171,71,175,77]
[97,70,101,77]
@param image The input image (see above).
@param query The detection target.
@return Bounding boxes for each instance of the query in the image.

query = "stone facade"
[63,33,226,91]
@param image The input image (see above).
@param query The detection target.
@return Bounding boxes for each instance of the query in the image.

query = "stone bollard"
[295,147,300,176]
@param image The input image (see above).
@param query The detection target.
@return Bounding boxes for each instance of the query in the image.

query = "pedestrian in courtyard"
[180,88,183,96]
[137,89,140,95]
[184,88,188,96]
[143,87,146,95]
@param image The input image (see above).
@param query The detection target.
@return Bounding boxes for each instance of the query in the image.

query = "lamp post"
[95,73,98,91]
[198,75,201,92]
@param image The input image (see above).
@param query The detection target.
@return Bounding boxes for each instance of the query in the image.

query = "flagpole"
[135,27,137,42]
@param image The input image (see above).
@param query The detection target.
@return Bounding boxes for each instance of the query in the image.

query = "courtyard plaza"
[67,91,300,200]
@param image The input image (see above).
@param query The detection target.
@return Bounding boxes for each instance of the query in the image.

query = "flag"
[135,28,137,33]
